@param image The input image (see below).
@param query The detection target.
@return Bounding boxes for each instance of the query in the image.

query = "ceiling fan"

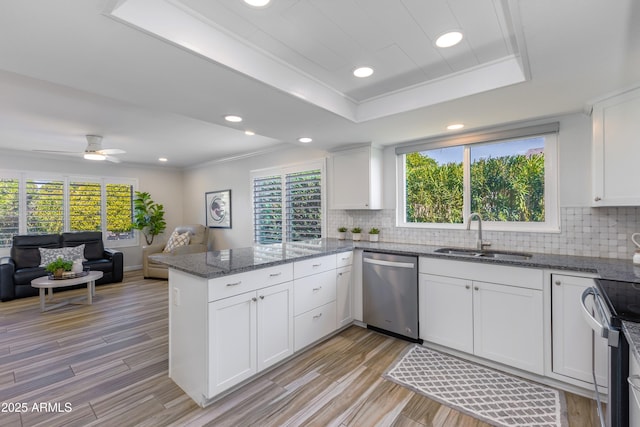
[34,135,126,163]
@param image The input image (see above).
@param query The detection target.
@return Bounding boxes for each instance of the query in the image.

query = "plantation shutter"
[253,175,283,244]
[106,183,134,240]
[0,178,19,247]
[26,179,64,234]
[69,180,102,231]
[286,169,321,241]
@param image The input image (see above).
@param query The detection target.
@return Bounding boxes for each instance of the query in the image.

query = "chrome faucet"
[466,213,490,250]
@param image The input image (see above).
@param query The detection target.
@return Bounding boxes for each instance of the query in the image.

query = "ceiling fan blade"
[98,148,126,155]
[32,149,78,154]
[105,155,121,163]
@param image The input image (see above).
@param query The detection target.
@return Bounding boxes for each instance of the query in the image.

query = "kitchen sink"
[434,247,532,261]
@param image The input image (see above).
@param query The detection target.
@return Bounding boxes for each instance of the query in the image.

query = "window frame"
[0,169,138,251]
[396,132,559,233]
[250,159,326,244]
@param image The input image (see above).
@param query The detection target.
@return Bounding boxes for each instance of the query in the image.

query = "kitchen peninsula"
[159,239,354,407]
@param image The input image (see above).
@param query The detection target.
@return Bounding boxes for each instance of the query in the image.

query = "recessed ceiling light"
[84,153,106,161]
[436,31,463,48]
[447,123,465,130]
[158,157,168,162]
[298,137,312,143]
[245,130,255,136]
[353,67,374,78]
[224,115,243,123]
[244,0,270,7]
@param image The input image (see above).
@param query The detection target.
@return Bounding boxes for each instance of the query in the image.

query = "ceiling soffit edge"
[107,0,529,123]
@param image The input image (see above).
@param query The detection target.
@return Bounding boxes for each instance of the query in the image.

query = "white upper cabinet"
[329,145,383,209]
[592,87,640,206]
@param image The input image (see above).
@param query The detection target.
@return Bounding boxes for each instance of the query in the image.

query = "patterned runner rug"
[385,345,568,427]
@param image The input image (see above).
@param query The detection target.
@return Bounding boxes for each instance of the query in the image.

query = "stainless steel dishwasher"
[363,251,419,341]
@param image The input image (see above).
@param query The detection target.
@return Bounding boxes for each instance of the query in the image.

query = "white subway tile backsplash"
[328,206,640,260]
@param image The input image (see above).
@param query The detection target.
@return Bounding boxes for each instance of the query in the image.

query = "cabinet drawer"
[294,270,336,315]
[294,301,337,351]
[336,251,353,268]
[208,264,293,302]
[294,254,337,279]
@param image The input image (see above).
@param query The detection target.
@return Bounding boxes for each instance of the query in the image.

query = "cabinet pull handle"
[252,297,257,302]
[313,313,323,319]
[269,272,282,277]
[474,286,479,291]
[312,263,322,267]
[226,281,242,287]
[465,285,470,290]
[260,295,264,300]
[555,280,561,286]
[594,196,601,202]
[338,272,343,276]
[312,286,322,291]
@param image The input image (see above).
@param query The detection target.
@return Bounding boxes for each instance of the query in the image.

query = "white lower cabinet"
[630,349,640,427]
[551,274,607,389]
[208,281,293,397]
[419,258,544,375]
[293,255,339,352]
[419,274,473,354]
[473,280,543,374]
[336,265,353,328]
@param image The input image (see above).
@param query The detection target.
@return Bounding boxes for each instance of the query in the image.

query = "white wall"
[0,152,184,268]
[182,146,329,250]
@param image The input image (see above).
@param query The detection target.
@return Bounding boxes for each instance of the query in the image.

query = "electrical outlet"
[173,287,180,306]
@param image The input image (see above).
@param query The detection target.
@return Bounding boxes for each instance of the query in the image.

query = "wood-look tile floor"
[0,271,600,426]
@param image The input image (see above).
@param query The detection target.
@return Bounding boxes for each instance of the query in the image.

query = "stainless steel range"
[582,279,636,427]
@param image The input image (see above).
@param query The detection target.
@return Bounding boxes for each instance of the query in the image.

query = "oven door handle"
[580,287,619,347]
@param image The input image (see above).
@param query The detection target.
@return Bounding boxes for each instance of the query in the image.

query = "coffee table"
[31,270,103,312]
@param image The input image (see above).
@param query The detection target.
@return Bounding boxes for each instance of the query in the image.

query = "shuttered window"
[26,179,64,234]
[253,175,283,244]
[69,180,102,231]
[0,178,19,247]
[0,171,137,248]
[252,161,324,244]
[286,169,321,241]
[106,183,135,241]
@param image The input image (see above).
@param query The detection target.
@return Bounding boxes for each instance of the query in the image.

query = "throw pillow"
[39,244,86,267]
[163,231,190,253]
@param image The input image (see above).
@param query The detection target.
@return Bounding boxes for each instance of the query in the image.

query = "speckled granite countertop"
[155,238,640,282]
[153,239,354,279]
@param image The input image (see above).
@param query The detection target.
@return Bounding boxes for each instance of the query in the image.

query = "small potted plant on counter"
[351,227,362,241]
[337,227,348,240]
[45,258,73,279]
[368,227,380,242]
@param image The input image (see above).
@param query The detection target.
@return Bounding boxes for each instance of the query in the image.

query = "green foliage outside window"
[405,152,463,223]
[405,150,545,224]
[471,154,545,222]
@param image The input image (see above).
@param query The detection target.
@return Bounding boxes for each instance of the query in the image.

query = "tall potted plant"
[132,191,167,245]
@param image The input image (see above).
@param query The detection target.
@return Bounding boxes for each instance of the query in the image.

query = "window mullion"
[463,145,471,223]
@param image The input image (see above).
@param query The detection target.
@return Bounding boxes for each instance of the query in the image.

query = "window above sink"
[395,122,560,233]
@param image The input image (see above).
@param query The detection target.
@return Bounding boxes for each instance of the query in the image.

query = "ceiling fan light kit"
[33,134,126,163]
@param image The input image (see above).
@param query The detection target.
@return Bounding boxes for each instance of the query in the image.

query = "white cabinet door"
[473,281,544,375]
[630,349,640,427]
[592,87,640,206]
[551,274,608,388]
[419,274,473,354]
[257,281,293,371]
[329,145,382,209]
[336,266,353,328]
[208,291,257,396]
